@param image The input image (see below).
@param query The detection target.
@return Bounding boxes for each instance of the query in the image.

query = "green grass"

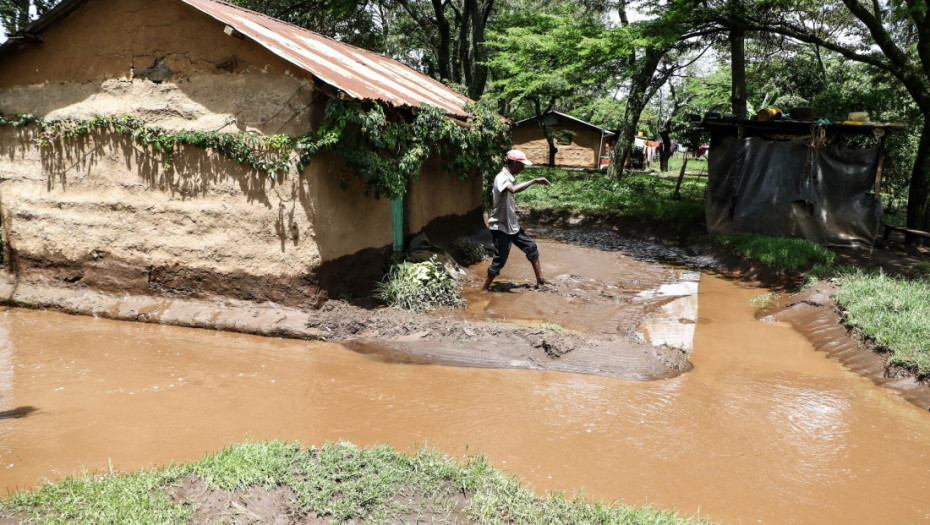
[834,272,930,376]
[0,441,715,525]
[712,233,837,271]
[517,167,707,226]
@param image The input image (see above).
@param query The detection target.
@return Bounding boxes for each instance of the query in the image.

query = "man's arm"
[504,177,551,194]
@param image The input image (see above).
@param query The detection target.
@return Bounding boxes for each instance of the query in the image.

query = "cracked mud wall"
[0,0,481,306]
[0,0,318,136]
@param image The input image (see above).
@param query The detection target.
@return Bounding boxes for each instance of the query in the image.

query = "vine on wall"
[0,97,510,200]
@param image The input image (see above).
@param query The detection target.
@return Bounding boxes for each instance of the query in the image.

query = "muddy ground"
[1,213,927,390]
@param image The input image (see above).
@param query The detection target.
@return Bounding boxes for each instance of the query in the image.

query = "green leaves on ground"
[374,256,465,312]
[514,167,707,225]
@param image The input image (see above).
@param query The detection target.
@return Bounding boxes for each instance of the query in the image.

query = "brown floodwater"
[1,275,930,524]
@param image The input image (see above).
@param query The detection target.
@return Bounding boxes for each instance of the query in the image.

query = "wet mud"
[0,233,698,381]
[767,282,930,410]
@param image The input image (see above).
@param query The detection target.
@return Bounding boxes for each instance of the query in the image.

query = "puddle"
[635,271,700,350]
[1,241,930,524]
[460,239,682,335]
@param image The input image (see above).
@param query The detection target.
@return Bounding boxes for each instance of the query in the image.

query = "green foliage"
[486,10,610,120]
[374,256,465,312]
[0,467,189,524]
[748,292,778,307]
[1,98,509,200]
[0,0,59,37]
[835,272,930,376]
[712,233,837,271]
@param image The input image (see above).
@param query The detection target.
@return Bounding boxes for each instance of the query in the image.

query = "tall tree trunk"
[458,0,473,88]
[431,0,452,82]
[730,22,747,119]
[467,0,492,99]
[534,100,558,168]
[607,47,665,179]
[659,123,673,172]
[907,116,930,230]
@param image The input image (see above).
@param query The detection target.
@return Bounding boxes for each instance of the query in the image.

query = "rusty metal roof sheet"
[181,0,472,118]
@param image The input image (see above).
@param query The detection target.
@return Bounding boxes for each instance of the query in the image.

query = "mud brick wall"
[0,0,482,305]
[512,122,613,169]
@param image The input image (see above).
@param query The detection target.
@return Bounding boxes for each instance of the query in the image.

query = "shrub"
[374,256,465,312]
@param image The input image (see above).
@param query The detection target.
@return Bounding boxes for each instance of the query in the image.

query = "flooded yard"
[1,238,929,524]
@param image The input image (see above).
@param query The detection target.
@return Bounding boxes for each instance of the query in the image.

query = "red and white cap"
[506,149,533,165]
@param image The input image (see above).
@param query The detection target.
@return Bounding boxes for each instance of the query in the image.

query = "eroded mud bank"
[767,282,930,410]
[0,235,696,381]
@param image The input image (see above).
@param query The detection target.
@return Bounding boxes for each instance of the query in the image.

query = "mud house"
[0,0,485,307]
[512,111,615,169]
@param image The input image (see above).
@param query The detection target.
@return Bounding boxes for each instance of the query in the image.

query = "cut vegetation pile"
[0,441,712,525]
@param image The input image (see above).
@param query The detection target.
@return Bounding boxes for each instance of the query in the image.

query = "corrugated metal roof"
[181,0,472,118]
[515,111,615,136]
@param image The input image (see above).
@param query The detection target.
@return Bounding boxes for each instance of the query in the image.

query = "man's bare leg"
[481,274,496,292]
[531,257,546,286]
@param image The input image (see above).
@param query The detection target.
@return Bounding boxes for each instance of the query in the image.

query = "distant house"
[512,111,615,169]
[0,0,483,306]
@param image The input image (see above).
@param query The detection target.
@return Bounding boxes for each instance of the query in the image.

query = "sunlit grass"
[1,441,715,525]
[834,272,930,376]
[712,233,837,271]
[516,168,707,226]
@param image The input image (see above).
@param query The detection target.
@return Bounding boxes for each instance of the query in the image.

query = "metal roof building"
[0,0,472,118]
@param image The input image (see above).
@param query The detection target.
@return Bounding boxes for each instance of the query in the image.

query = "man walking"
[481,150,551,292]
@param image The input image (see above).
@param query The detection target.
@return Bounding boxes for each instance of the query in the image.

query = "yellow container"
[848,111,869,122]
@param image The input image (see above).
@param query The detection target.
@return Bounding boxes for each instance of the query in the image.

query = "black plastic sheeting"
[706,136,882,247]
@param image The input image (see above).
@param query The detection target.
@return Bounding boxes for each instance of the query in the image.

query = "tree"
[229,0,388,51]
[486,10,610,166]
[0,0,58,37]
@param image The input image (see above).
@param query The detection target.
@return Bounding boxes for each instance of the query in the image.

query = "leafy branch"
[0,97,510,199]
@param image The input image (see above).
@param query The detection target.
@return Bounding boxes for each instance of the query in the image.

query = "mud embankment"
[0,270,692,381]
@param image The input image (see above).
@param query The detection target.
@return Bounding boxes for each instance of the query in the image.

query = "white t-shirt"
[488,166,520,234]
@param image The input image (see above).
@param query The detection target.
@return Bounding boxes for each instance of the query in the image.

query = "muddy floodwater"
[2,272,930,523]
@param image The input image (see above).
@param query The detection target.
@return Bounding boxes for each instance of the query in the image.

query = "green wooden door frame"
[391,196,403,254]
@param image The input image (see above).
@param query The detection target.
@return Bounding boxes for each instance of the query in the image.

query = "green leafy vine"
[0,97,510,200]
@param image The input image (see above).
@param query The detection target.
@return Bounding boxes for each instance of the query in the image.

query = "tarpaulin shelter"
[698,117,904,247]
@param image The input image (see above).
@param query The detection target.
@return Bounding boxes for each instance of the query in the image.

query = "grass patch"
[516,168,706,226]
[0,441,714,525]
[712,233,836,271]
[374,256,465,312]
[834,272,930,376]
[748,292,778,307]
